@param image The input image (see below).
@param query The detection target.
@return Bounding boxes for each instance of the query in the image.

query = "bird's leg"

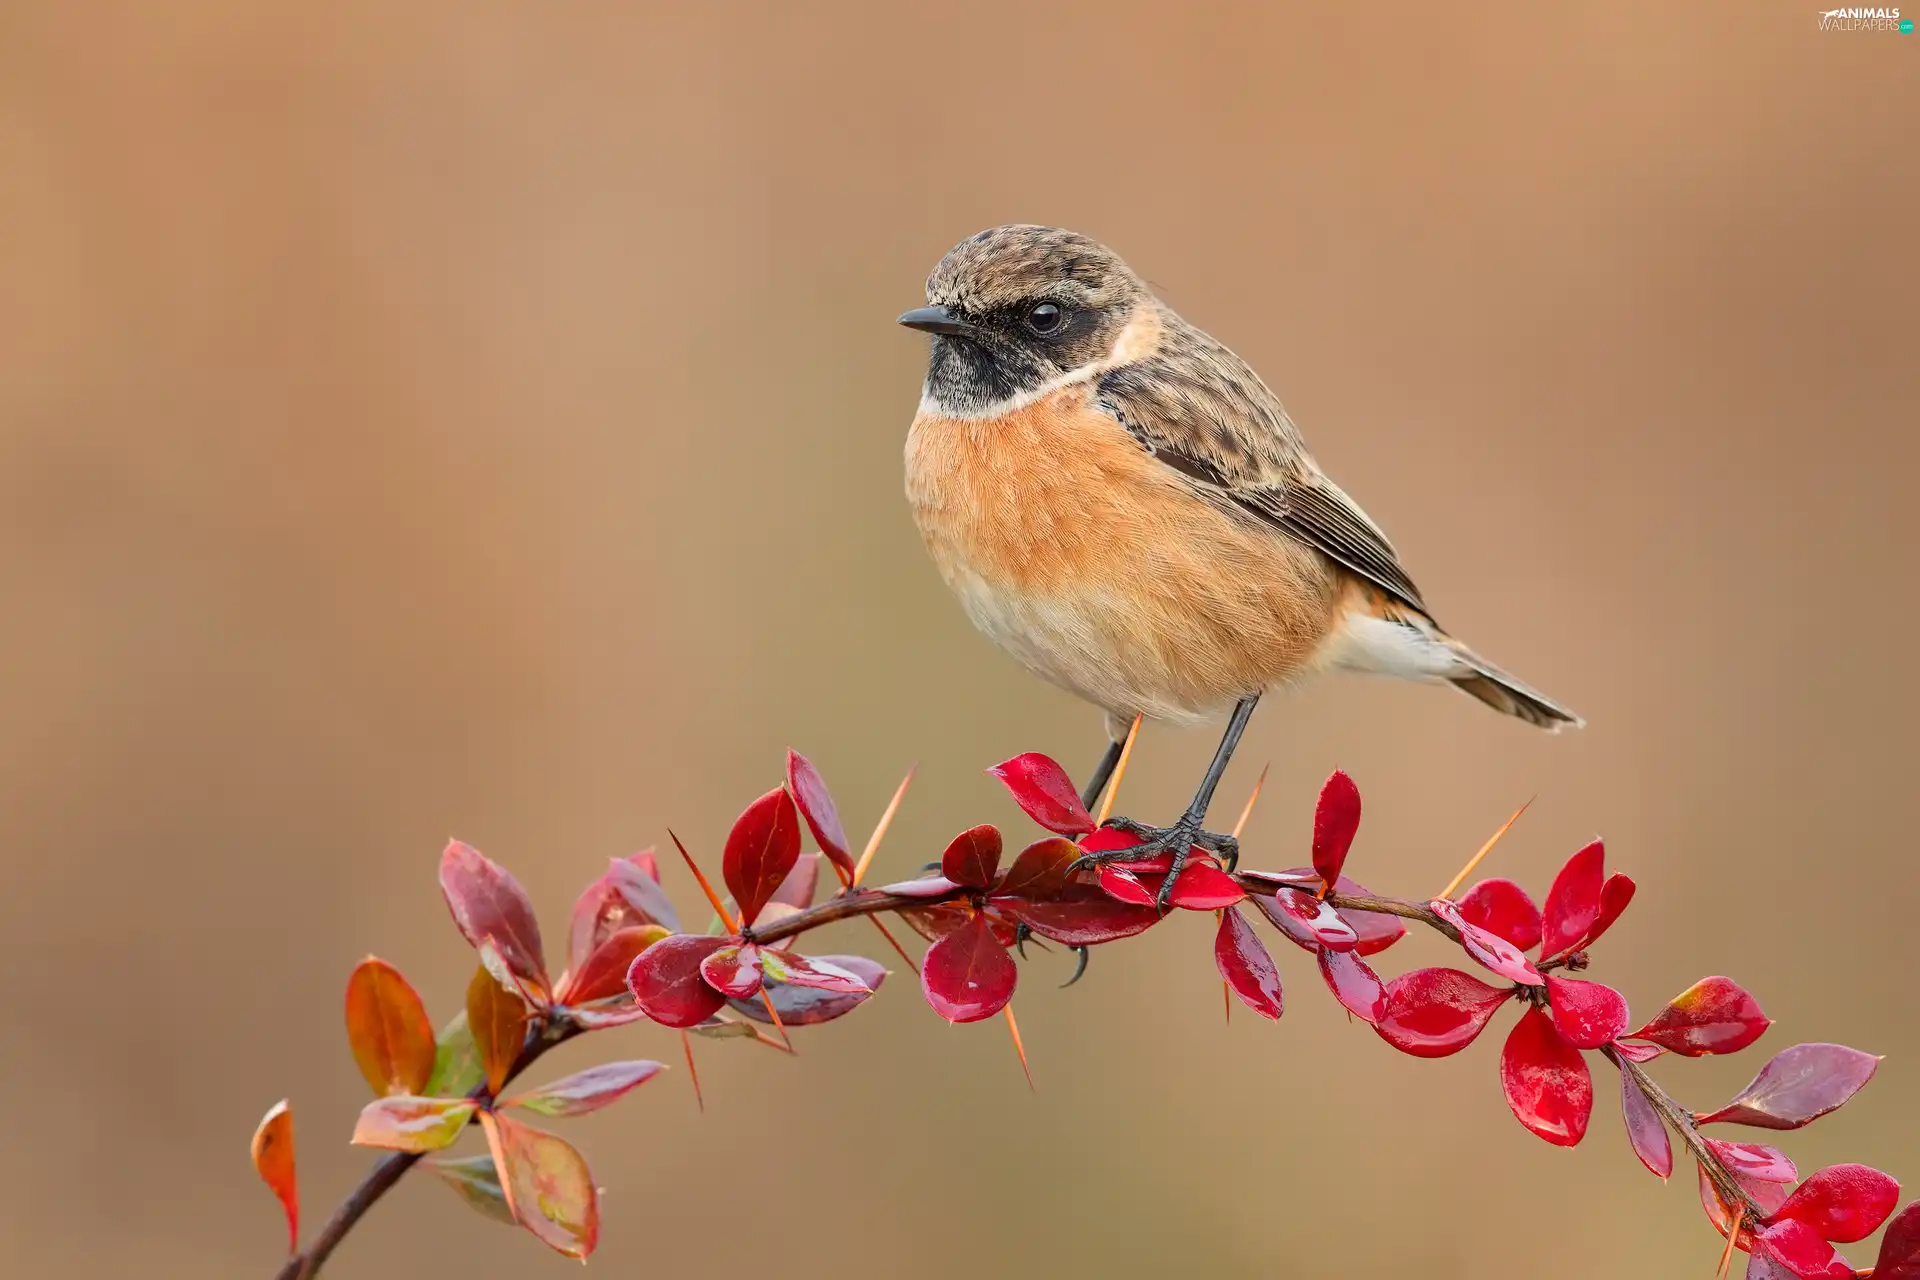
[1072,694,1260,910]
[1079,736,1126,812]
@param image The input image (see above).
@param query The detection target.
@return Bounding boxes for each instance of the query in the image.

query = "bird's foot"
[1070,813,1239,911]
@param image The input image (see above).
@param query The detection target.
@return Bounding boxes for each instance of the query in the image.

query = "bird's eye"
[1023,301,1066,335]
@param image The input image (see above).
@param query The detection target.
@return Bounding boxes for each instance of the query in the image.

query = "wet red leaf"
[625,933,730,1029]
[996,885,1161,945]
[1500,1005,1592,1146]
[1311,769,1361,887]
[1256,886,1359,951]
[1457,877,1542,952]
[1620,1073,1672,1179]
[344,958,437,1097]
[501,1060,666,1118]
[1709,1140,1800,1185]
[1160,862,1245,909]
[722,787,802,927]
[920,912,1017,1023]
[1579,872,1636,951]
[698,943,764,999]
[759,949,872,993]
[603,856,681,934]
[1539,839,1605,960]
[1545,976,1629,1050]
[467,963,530,1095]
[440,841,549,996]
[993,837,1079,901]
[1614,1039,1664,1064]
[1429,898,1543,986]
[560,924,669,1007]
[1374,967,1512,1058]
[351,1095,478,1152]
[250,1099,298,1254]
[565,850,668,977]
[1696,1043,1881,1130]
[1214,906,1284,1020]
[786,749,853,878]
[1318,948,1385,1023]
[1627,976,1770,1057]
[1097,866,1156,905]
[729,954,887,1026]
[877,874,962,898]
[899,900,980,943]
[768,852,822,913]
[1751,1220,1852,1279]
[1874,1202,1920,1279]
[1324,875,1408,955]
[1771,1164,1900,1244]
[940,824,1004,889]
[1077,826,1144,857]
[480,1111,599,1259]
[988,752,1095,835]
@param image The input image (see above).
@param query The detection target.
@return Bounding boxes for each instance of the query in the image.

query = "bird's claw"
[1069,814,1238,911]
[1060,945,1090,988]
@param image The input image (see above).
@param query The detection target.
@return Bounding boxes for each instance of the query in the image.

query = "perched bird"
[899,225,1579,905]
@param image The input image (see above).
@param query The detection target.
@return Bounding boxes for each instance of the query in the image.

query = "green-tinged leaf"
[249,1099,298,1255]
[479,1111,600,1258]
[425,1011,483,1099]
[687,1016,757,1040]
[344,958,436,1097]
[429,1154,516,1226]
[467,961,530,1095]
[501,1061,664,1118]
[350,1095,477,1153]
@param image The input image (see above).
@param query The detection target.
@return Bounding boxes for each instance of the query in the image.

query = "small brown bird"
[900,225,1579,904]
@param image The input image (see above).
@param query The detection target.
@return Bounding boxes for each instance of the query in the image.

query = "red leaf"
[625,934,730,1029]
[1620,1073,1672,1179]
[1500,1005,1593,1146]
[1164,862,1246,910]
[698,942,764,999]
[1538,839,1605,960]
[1579,872,1636,951]
[1627,976,1771,1057]
[344,958,437,1097]
[940,824,1004,889]
[992,837,1079,901]
[996,885,1162,945]
[1771,1164,1901,1244]
[759,949,873,993]
[1873,1202,1920,1279]
[1311,769,1361,887]
[877,874,962,898]
[1325,874,1408,955]
[1318,948,1385,1023]
[479,1111,599,1259]
[786,749,853,878]
[559,924,669,1007]
[1097,866,1156,905]
[1709,1139,1800,1185]
[1255,887,1358,951]
[1374,967,1512,1058]
[1697,1043,1881,1130]
[351,1095,478,1152]
[721,787,802,927]
[467,962,530,1095]
[729,954,887,1026]
[603,855,681,933]
[767,852,822,913]
[920,912,1017,1023]
[1077,826,1145,857]
[1545,976,1629,1050]
[565,850,668,977]
[1614,1039,1665,1064]
[1214,906,1284,1019]
[501,1060,666,1118]
[1751,1220,1852,1279]
[440,841,549,996]
[1429,898,1543,986]
[250,1100,298,1254]
[987,752,1096,835]
[1456,878,1542,952]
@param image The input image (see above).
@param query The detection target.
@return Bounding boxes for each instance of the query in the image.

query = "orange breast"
[904,385,1342,720]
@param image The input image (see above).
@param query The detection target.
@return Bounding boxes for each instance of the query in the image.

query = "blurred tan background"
[3,3,1917,1276]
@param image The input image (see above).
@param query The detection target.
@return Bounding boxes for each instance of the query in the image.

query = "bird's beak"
[897,305,975,337]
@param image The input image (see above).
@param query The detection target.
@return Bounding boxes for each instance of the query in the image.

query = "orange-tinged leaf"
[467,960,530,1095]
[558,924,670,1007]
[430,1154,516,1226]
[351,1095,477,1152]
[344,958,436,1097]
[480,1111,600,1259]
[250,1099,298,1254]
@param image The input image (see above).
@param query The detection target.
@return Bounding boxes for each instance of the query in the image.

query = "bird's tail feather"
[1443,640,1583,731]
